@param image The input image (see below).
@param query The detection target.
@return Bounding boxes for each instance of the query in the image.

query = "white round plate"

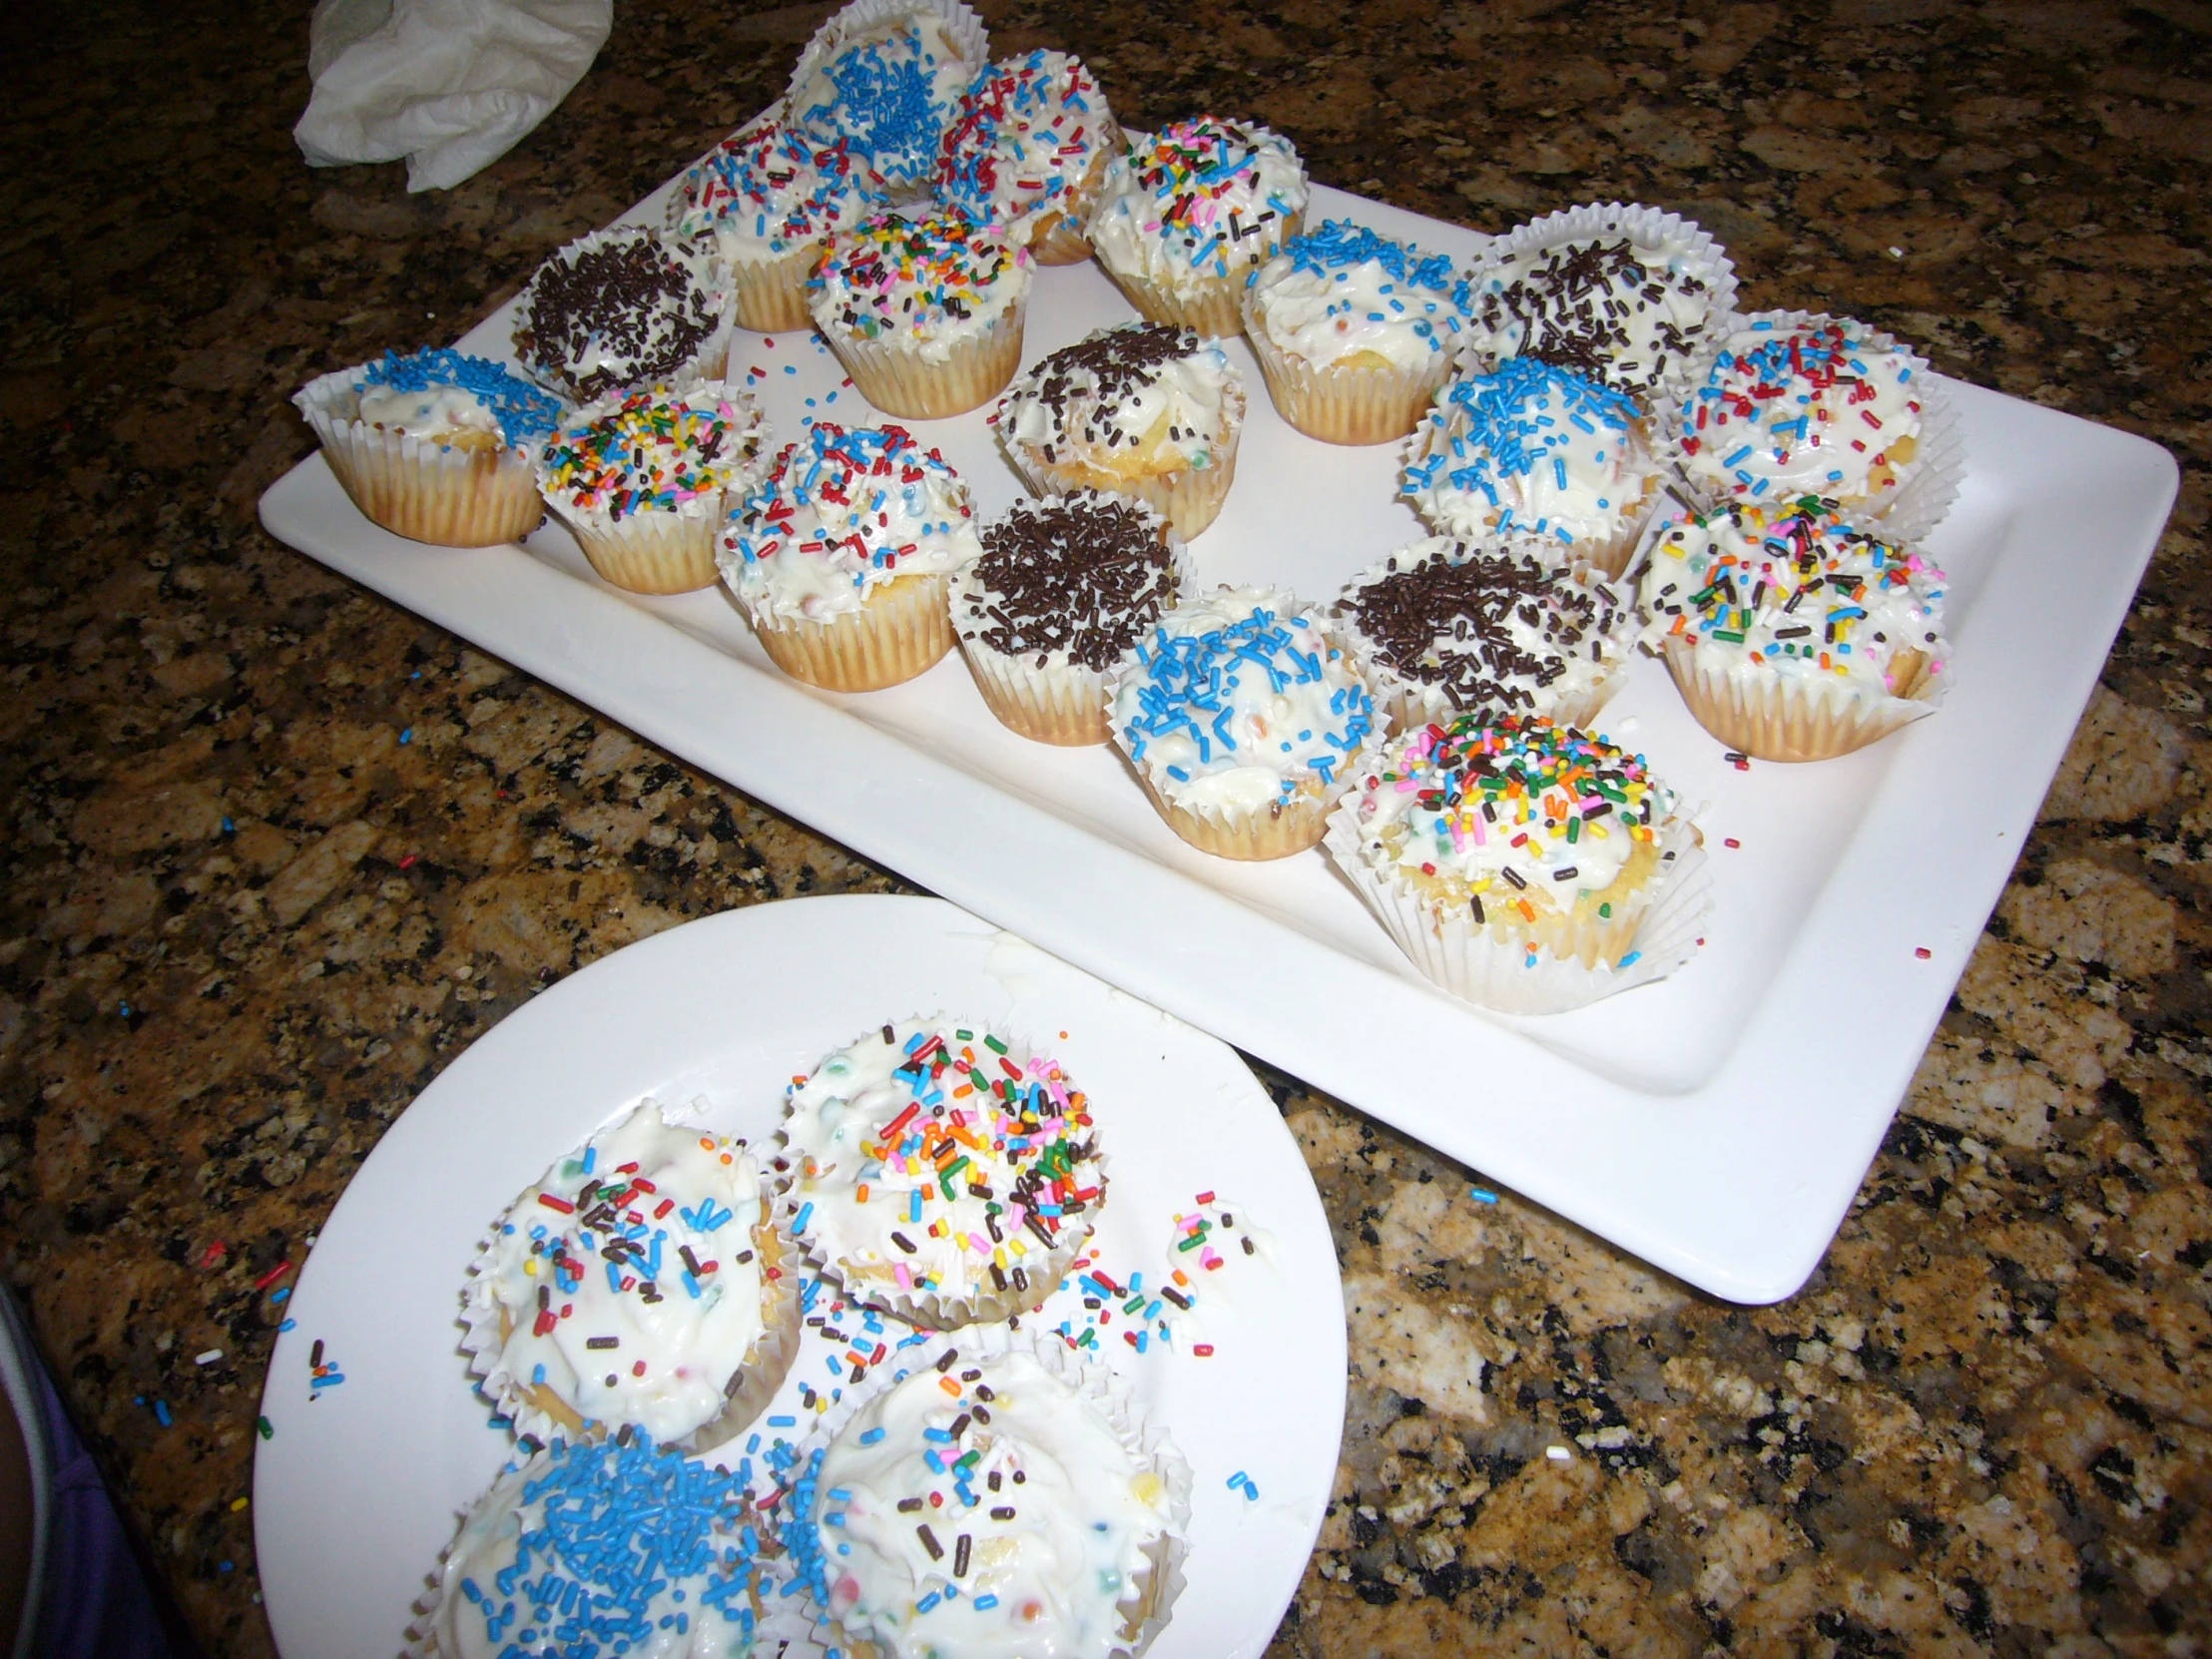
[254,894,1346,1658]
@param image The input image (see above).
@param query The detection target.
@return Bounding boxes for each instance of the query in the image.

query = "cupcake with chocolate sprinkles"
[951,491,1185,746]
[992,320,1246,538]
[510,226,732,403]
[1336,537,1635,734]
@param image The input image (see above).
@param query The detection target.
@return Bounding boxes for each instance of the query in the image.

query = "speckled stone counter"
[2,0,2207,1652]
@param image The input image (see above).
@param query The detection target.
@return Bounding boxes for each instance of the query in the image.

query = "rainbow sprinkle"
[538,386,764,520]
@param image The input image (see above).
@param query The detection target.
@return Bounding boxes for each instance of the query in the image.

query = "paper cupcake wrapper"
[726,244,820,333]
[1008,422,1242,540]
[1241,298,1453,446]
[746,569,958,692]
[821,300,1028,420]
[1660,634,1944,762]
[1096,209,1304,338]
[786,1327,1193,1659]
[1023,142,1118,266]
[958,639,1115,745]
[296,371,547,547]
[788,0,990,109]
[1325,807,1713,1014]
[1462,201,1740,406]
[1659,310,1964,543]
[557,504,728,593]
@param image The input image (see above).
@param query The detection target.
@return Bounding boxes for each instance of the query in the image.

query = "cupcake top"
[304,348,567,450]
[992,320,1243,475]
[808,212,1031,359]
[1112,586,1377,817]
[671,113,883,266]
[1463,229,1724,397]
[1338,537,1633,721]
[1639,498,1949,698]
[780,1018,1105,1314]
[719,422,982,623]
[1403,359,1653,552]
[1346,713,1676,902]
[430,1436,758,1659]
[803,1348,1178,1659]
[789,4,981,197]
[511,228,728,404]
[1674,316,1926,508]
[934,50,1117,244]
[951,492,1181,671]
[1244,220,1473,371]
[1086,118,1309,294]
[465,1100,777,1446]
[536,382,771,524]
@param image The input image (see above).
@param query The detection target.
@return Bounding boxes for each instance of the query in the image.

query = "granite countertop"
[3,0,2207,1651]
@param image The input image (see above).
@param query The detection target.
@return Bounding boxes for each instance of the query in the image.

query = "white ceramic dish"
[261,173,2177,1305]
[253,894,1344,1659]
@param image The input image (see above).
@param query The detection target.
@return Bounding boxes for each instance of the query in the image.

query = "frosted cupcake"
[992,321,1246,537]
[510,227,732,403]
[293,348,566,547]
[779,1017,1106,1327]
[1336,537,1635,732]
[934,50,1120,264]
[791,1341,1190,1659]
[1639,497,1950,761]
[535,381,771,594]
[809,212,1032,418]
[461,1100,801,1452]
[719,422,982,690]
[1240,220,1473,445]
[1087,118,1309,337]
[1109,586,1379,860]
[1325,714,1709,1013]
[418,1437,762,1658]
[787,0,989,202]
[1402,359,1664,580]
[671,107,883,332]
[951,491,1185,745]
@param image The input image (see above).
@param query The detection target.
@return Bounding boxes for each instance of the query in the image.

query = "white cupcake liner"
[1659,634,1945,763]
[1240,286,1455,446]
[1096,208,1303,339]
[788,0,990,111]
[295,366,548,547]
[510,227,737,405]
[727,245,822,333]
[820,298,1029,420]
[746,569,959,692]
[1325,807,1713,1014]
[790,1198,1096,1332]
[785,1326,1193,1659]
[1660,310,1964,543]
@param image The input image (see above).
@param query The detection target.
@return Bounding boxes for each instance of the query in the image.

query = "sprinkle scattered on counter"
[1470,1187,1499,1205]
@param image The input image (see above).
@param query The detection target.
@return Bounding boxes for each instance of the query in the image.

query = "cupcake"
[419,1437,763,1658]
[1240,219,1473,445]
[792,1339,1189,1659]
[1667,312,1960,540]
[292,348,565,547]
[951,491,1185,746]
[1401,359,1664,580]
[787,0,989,203]
[992,320,1246,537]
[809,212,1032,418]
[1325,714,1710,1013]
[670,107,884,333]
[509,226,733,403]
[718,421,981,691]
[1459,203,1737,401]
[534,381,772,594]
[461,1100,802,1452]
[1109,586,1379,861]
[779,1017,1106,1328]
[1336,537,1635,733]
[934,50,1120,265]
[1639,497,1950,761]
[1086,118,1309,337]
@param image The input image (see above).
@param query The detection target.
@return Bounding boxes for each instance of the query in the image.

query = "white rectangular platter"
[261,174,2178,1304]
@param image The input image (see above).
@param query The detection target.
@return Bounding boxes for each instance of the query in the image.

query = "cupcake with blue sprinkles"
[417,1434,768,1658]
[1402,358,1664,581]
[786,0,989,203]
[1240,220,1473,445]
[934,50,1120,265]
[293,348,567,547]
[1108,585,1379,860]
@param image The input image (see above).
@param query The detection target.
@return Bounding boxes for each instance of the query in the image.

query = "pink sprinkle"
[893,1263,912,1290]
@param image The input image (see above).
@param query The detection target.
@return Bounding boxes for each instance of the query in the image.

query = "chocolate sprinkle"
[963,493,1179,670]
[514,230,719,403]
[1474,238,1709,395]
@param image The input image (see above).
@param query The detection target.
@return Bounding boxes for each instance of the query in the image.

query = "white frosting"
[535,382,770,526]
[815,1351,1175,1659]
[1245,222,1471,372]
[671,112,881,267]
[780,1017,1104,1314]
[1086,119,1309,295]
[789,10,978,197]
[808,213,1032,363]
[995,321,1242,476]
[1154,1195,1279,1339]
[354,383,501,442]
[718,423,982,625]
[1111,586,1377,819]
[467,1101,776,1446]
[933,50,1116,243]
[1462,236,1720,396]
[511,229,729,405]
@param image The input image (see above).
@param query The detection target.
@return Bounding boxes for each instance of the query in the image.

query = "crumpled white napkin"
[293,0,612,193]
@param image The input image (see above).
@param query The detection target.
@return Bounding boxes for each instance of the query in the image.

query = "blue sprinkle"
[1469,1188,1498,1205]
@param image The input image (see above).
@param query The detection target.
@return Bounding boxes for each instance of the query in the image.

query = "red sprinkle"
[1724,837,1741,849]
[201,1242,228,1268]
[1193,1344,1216,1358]
[537,1194,577,1214]
[255,1260,292,1291]
[1915,947,1933,959]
